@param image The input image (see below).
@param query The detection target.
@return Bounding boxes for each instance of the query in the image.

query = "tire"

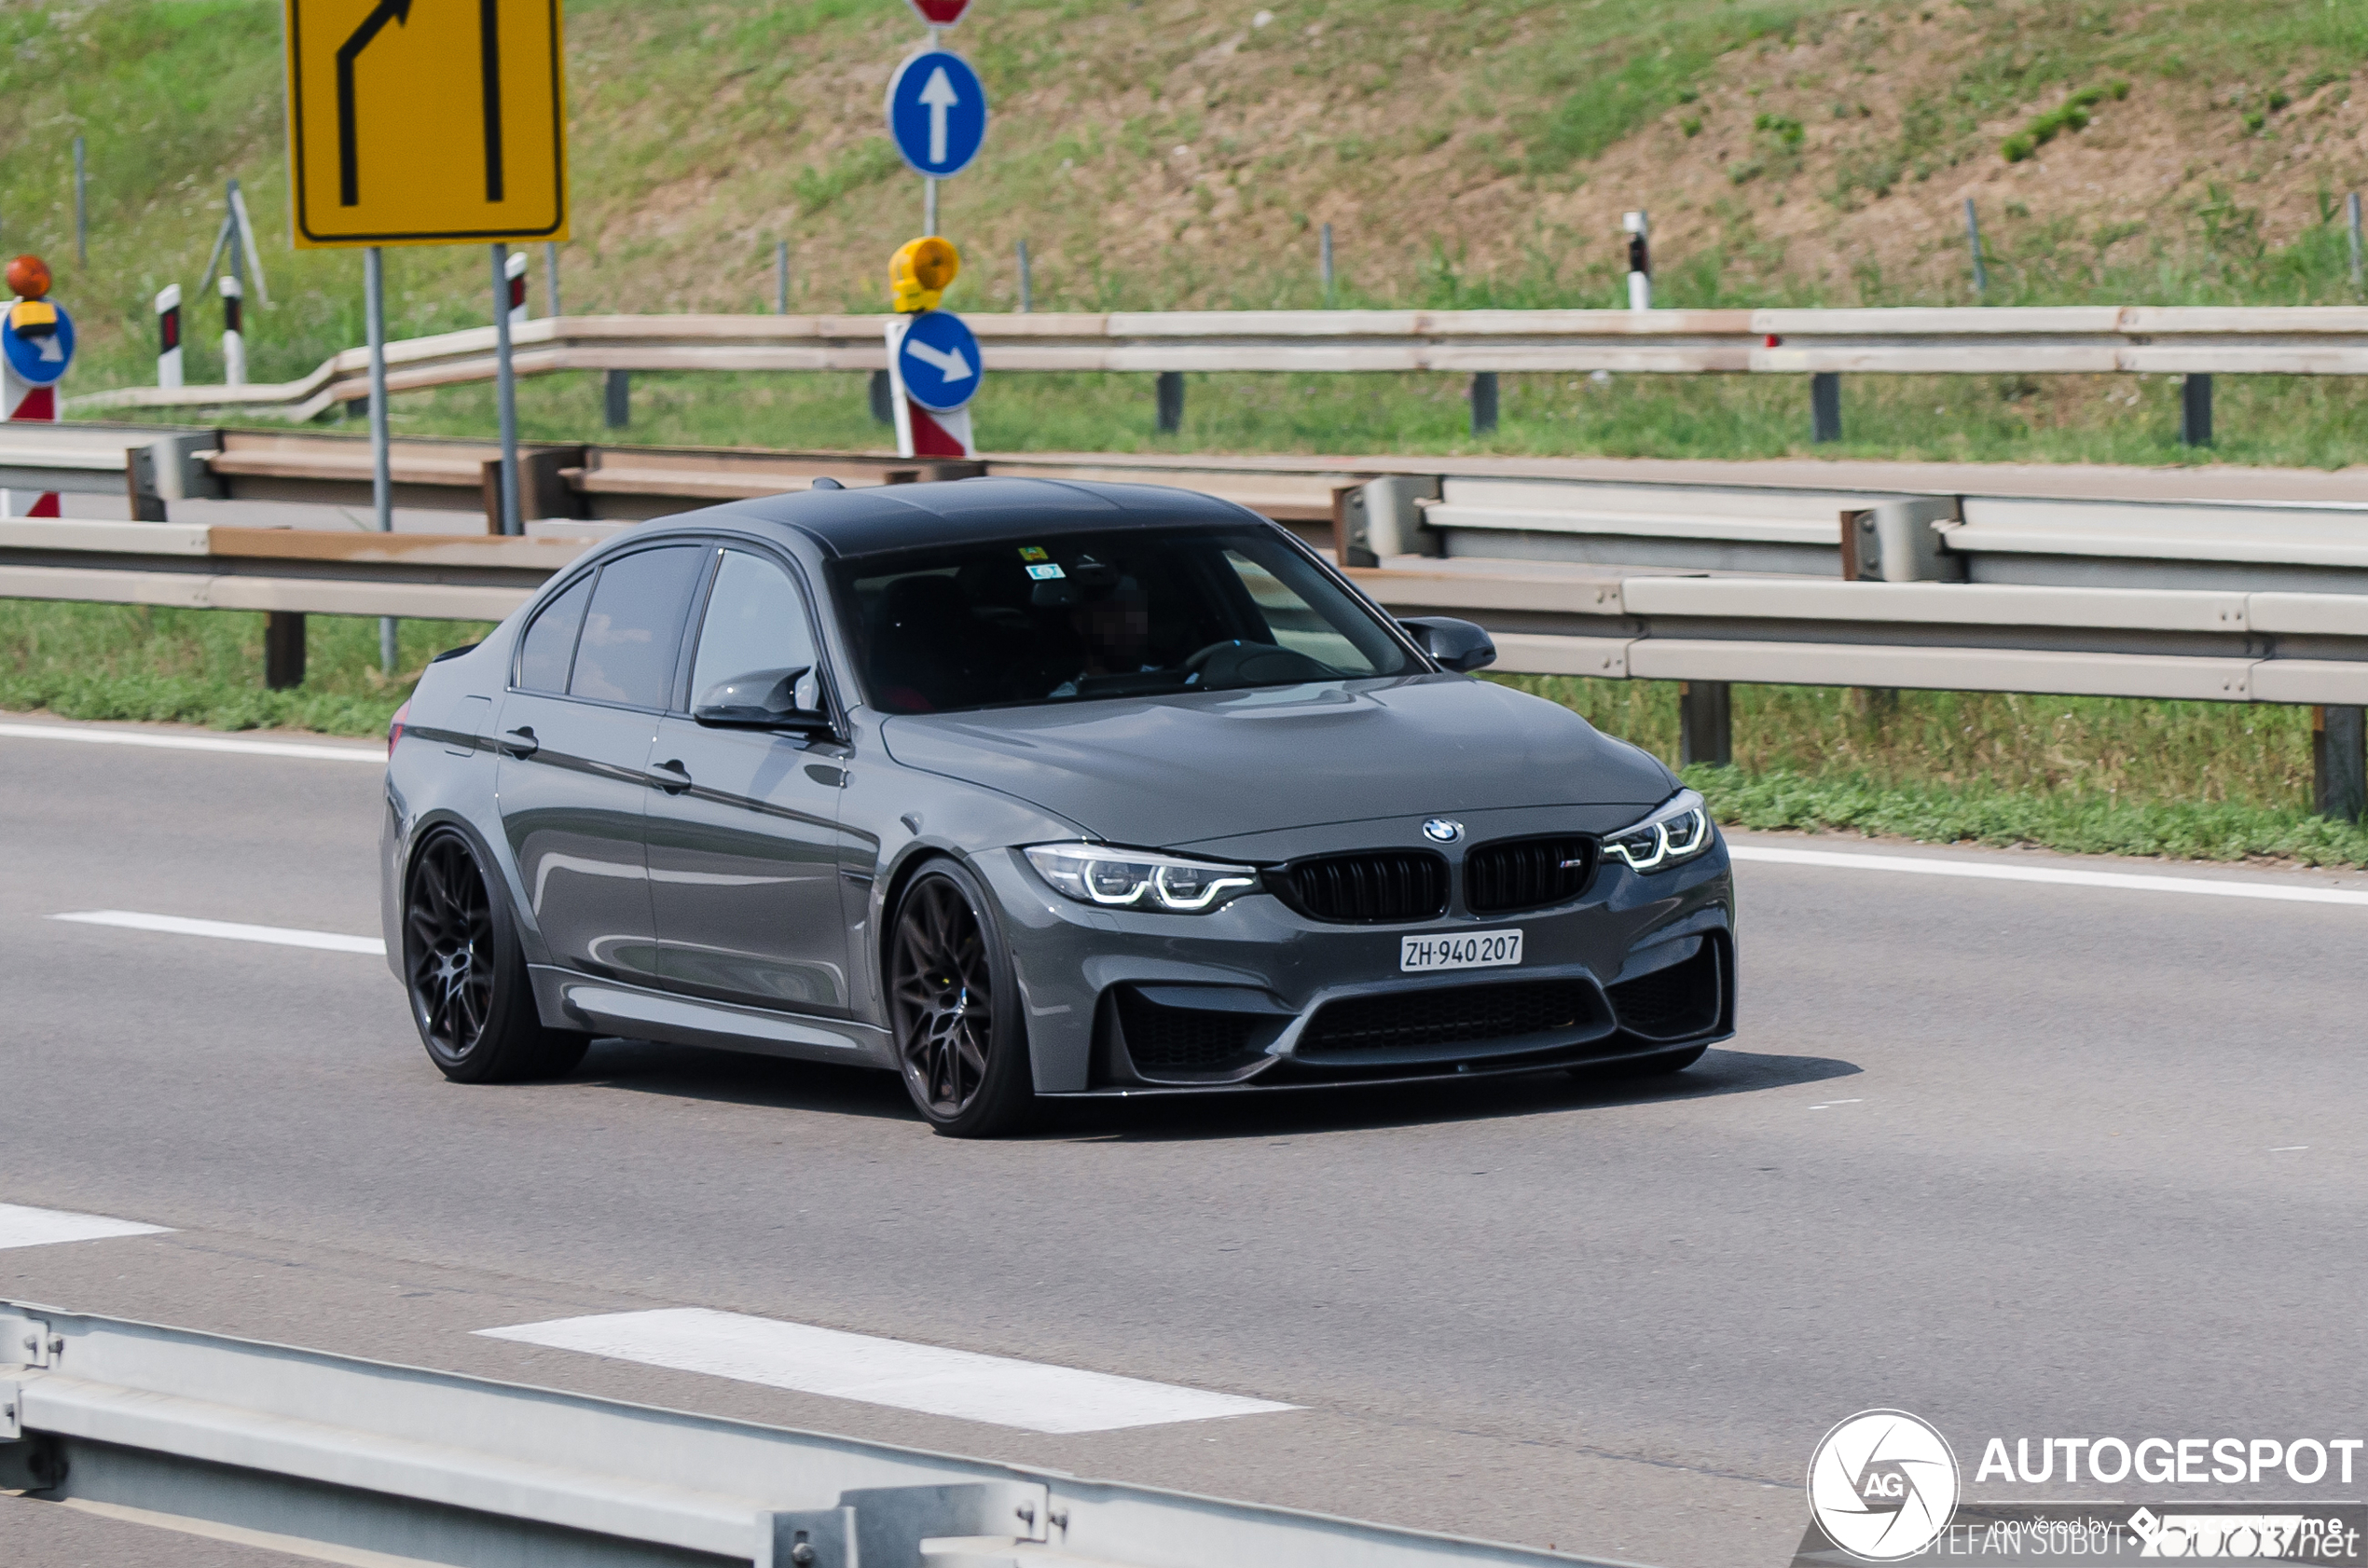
[402,827,589,1084]
[1581,1041,1710,1080]
[887,859,1036,1138]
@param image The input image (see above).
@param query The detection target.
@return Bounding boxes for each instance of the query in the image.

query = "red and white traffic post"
[505,249,529,326]
[156,284,184,389]
[2,254,72,518]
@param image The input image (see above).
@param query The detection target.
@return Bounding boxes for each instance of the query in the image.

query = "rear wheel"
[404,828,588,1084]
[888,861,1035,1138]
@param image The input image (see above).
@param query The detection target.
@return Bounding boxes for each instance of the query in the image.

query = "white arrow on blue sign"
[896,309,984,413]
[1,305,76,388]
[886,49,988,179]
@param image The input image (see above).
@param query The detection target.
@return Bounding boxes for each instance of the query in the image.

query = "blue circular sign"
[3,303,76,387]
[896,310,983,413]
[885,49,988,179]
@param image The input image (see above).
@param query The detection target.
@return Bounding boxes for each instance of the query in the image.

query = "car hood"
[877,675,1677,848]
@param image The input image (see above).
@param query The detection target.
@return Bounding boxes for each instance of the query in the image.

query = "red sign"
[907,0,970,23]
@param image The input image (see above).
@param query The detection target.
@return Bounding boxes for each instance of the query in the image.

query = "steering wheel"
[1182,639,1253,672]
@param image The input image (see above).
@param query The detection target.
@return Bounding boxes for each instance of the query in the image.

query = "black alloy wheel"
[403,828,588,1084]
[888,862,1034,1136]
[407,832,495,1062]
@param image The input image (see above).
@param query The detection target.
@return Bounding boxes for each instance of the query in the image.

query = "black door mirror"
[1398,616,1497,674]
[692,667,831,730]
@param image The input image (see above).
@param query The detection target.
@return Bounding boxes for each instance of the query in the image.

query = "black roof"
[702,476,1262,558]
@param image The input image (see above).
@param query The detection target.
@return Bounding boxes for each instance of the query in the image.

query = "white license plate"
[1399,928,1523,972]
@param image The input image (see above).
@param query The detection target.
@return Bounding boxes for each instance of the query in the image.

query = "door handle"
[499,726,539,758]
[649,759,692,794]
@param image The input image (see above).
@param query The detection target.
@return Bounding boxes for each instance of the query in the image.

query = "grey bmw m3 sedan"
[381,477,1735,1136]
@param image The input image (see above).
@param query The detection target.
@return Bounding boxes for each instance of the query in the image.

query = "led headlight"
[1023,843,1260,914]
[1603,789,1714,873]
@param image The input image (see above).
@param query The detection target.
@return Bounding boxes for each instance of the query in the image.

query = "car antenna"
[810,476,845,490]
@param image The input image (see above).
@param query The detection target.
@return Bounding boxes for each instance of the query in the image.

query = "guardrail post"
[1468,372,1498,435]
[1156,372,1184,433]
[2315,706,2366,821]
[263,612,306,691]
[1678,681,1732,768]
[2181,374,2213,447]
[869,369,893,426]
[602,369,630,430]
[1810,373,1841,444]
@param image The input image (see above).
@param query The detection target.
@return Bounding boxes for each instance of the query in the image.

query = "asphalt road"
[3,716,2364,1568]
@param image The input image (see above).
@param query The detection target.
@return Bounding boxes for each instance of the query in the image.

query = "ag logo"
[1808,1410,1959,1562]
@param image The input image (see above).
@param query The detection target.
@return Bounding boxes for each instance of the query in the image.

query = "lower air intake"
[1116,990,1268,1076]
[1605,938,1726,1041]
[1300,979,1600,1056]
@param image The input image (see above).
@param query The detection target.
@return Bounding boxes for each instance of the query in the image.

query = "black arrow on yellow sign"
[336,0,413,207]
[336,0,506,208]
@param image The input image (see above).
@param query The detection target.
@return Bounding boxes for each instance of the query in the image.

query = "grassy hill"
[7,0,2368,857]
[13,4,2368,382]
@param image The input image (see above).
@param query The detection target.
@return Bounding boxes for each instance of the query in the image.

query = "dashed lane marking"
[0,1201,171,1250]
[479,1307,1299,1436]
[52,910,386,956]
[0,720,381,763]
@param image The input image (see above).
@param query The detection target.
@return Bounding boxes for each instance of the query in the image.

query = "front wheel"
[403,827,588,1084]
[888,860,1036,1138]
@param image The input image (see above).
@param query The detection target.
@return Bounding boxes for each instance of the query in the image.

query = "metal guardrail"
[63,306,2368,421]
[0,1300,1617,1568]
[4,430,2364,803]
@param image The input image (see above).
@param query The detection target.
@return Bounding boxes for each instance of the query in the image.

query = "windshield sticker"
[1026,562,1067,581]
[1017,546,1050,562]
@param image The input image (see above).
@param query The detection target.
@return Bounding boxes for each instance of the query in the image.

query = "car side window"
[568,545,707,708]
[514,572,593,694]
[689,550,819,708]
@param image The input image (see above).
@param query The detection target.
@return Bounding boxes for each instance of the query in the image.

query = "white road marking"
[479,1307,1299,1435]
[0,720,381,763]
[0,1201,171,1250]
[1808,1099,1862,1110]
[2271,1146,2310,1152]
[1729,845,2368,907]
[52,910,386,956]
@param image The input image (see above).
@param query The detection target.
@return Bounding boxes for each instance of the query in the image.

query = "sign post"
[1,254,75,519]
[883,5,986,460]
[282,0,570,543]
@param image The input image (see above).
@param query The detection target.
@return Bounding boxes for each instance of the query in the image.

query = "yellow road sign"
[284,0,569,248]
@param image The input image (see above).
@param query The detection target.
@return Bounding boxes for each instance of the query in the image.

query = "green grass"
[2,599,2357,869]
[1491,676,2368,867]
[0,600,489,737]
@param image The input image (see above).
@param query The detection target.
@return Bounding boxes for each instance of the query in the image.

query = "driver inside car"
[1044,559,1157,696]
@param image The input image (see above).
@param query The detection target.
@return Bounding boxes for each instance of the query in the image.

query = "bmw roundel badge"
[1421,818,1464,844]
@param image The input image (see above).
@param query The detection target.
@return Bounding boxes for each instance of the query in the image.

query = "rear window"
[835,526,1412,715]
[514,572,591,694]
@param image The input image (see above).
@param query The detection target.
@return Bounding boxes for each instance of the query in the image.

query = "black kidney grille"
[1606,940,1724,1040]
[1117,990,1265,1073]
[1465,836,1596,915]
[1301,979,1598,1055]
[1280,851,1449,924]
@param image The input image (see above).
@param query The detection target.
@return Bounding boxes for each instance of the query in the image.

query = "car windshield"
[836,526,1416,714]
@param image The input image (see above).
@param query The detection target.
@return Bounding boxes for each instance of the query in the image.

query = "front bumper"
[973,843,1736,1095]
